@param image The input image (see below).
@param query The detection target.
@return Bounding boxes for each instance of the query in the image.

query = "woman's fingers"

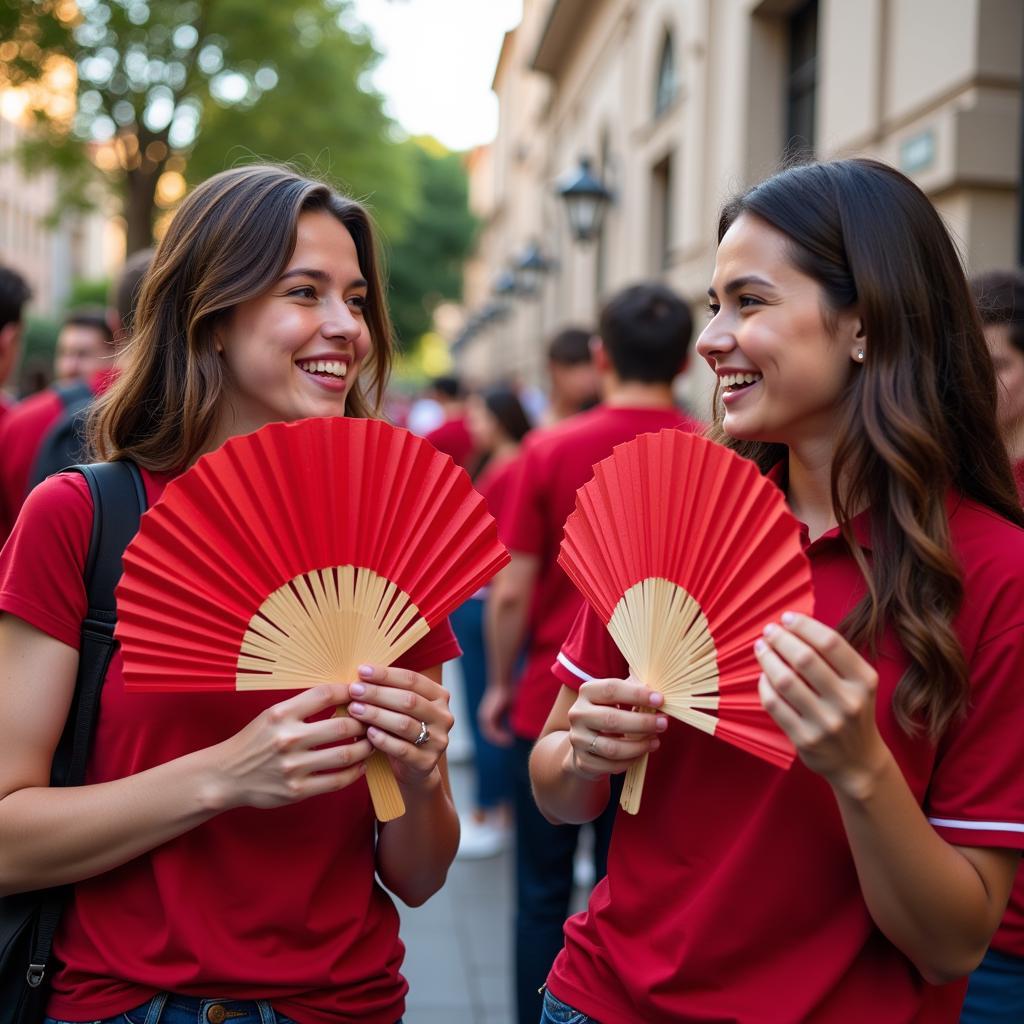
[287,737,374,777]
[355,664,445,701]
[350,699,451,750]
[580,676,664,711]
[270,683,350,723]
[775,612,870,680]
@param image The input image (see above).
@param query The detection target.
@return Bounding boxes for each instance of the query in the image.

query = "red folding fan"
[116,417,510,821]
[558,429,814,814]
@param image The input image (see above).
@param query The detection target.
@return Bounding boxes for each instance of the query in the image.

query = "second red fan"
[116,416,510,820]
[558,429,814,813]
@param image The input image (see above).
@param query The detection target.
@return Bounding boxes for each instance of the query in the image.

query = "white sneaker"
[456,815,509,860]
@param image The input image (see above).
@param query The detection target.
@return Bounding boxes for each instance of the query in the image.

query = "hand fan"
[558,429,814,814]
[116,416,510,821]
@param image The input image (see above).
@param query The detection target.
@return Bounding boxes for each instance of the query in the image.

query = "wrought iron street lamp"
[514,241,554,295]
[555,156,613,244]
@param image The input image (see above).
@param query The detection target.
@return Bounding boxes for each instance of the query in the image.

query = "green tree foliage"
[0,0,407,252]
[385,137,476,350]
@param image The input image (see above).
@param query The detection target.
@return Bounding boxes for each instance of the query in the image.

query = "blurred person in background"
[961,267,1024,1023]
[541,326,600,425]
[0,249,153,546]
[479,282,700,1024]
[422,373,473,466]
[971,270,1024,502]
[452,384,533,859]
[52,307,114,385]
[0,265,32,420]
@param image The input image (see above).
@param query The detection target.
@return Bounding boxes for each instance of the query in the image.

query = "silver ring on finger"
[413,720,430,747]
[588,733,599,755]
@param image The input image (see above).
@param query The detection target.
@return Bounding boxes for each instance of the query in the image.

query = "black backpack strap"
[28,460,146,989]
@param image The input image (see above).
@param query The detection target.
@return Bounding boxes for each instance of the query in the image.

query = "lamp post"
[555,155,613,244]
[514,241,554,296]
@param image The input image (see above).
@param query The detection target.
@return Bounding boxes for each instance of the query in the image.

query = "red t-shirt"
[0,369,117,546]
[547,493,1024,1023]
[475,453,520,549]
[503,405,703,740]
[0,387,63,545]
[424,415,473,468]
[0,470,460,1024]
[0,393,13,422]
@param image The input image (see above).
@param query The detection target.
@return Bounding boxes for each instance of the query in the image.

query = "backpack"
[26,381,95,495]
[0,460,147,1024]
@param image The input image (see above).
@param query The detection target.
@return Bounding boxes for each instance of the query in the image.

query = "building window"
[785,0,818,160]
[651,154,672,273]
[654,32,677,119]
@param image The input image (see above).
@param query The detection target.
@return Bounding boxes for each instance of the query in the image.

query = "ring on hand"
[413,720,430,747]
[588,734,599,755]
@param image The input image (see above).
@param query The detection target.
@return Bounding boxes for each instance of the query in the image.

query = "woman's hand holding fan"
[558,429,815,813]
[116,417,510,821]
[565,676,667,781]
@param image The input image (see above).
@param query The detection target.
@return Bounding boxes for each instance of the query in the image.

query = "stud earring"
[855,348,865,362]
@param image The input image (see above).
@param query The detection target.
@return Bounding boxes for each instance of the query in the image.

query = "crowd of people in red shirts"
[0,156,1023,1024]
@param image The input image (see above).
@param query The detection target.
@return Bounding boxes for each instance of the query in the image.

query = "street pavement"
[398,754,516,1024]
[397,661,592,1023]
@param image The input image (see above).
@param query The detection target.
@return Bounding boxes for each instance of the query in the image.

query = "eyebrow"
[707,274,775,299]
[278,268,368,289]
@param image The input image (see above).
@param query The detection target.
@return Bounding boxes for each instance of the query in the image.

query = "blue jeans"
[46,992,405,1024]
[449,597,511,810]
[539,988,598,1023]
[961,947,1024,1022]
[514,737,619,1024]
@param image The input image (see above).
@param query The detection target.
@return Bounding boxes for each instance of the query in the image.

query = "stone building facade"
[458,0,1022,411]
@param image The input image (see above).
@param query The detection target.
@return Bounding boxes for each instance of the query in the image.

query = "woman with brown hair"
[529,158,1024,1023]
[0,165,460,1024]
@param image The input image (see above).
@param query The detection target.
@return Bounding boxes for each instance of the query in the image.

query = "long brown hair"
[90,165,393,470]
[710,158,1024,740]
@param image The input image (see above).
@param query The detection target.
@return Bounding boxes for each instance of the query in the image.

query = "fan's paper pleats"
[558,430,814,813]
[116,417,510,822]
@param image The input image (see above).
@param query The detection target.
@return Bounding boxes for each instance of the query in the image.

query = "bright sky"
[347,0,523,152]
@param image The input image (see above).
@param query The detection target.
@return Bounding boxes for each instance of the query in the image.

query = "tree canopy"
[1,0,477,350]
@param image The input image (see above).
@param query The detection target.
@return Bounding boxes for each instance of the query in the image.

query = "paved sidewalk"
[398,757,515,1024]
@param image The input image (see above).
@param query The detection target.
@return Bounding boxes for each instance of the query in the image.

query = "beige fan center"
[607,577,719,813]
[236,566,431,821]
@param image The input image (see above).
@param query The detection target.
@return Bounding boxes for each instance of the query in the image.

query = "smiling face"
[214,210,372,438]
[696,213,862,452]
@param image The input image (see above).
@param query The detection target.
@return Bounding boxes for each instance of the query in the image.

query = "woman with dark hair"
[529,158,1024,1023]
[450,385,531,858]
[0,165,460,1024]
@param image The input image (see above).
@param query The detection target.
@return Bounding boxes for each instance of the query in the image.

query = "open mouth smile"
[720,371,763,400]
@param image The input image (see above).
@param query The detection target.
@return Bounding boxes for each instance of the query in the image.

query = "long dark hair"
[469,385,532,480]
[710,158,1024,740]
[91,165,392,471]
[482,385,532,444]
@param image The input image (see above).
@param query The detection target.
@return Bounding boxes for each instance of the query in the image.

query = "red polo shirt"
[990,461,1024,959]
[547,491,1024,1023]
[503,404,703,740]
[0,470,460,1024]
[0,369,118,546]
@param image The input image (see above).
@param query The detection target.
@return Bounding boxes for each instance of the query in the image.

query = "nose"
[695,313,736,366]
[320,296,360,341]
